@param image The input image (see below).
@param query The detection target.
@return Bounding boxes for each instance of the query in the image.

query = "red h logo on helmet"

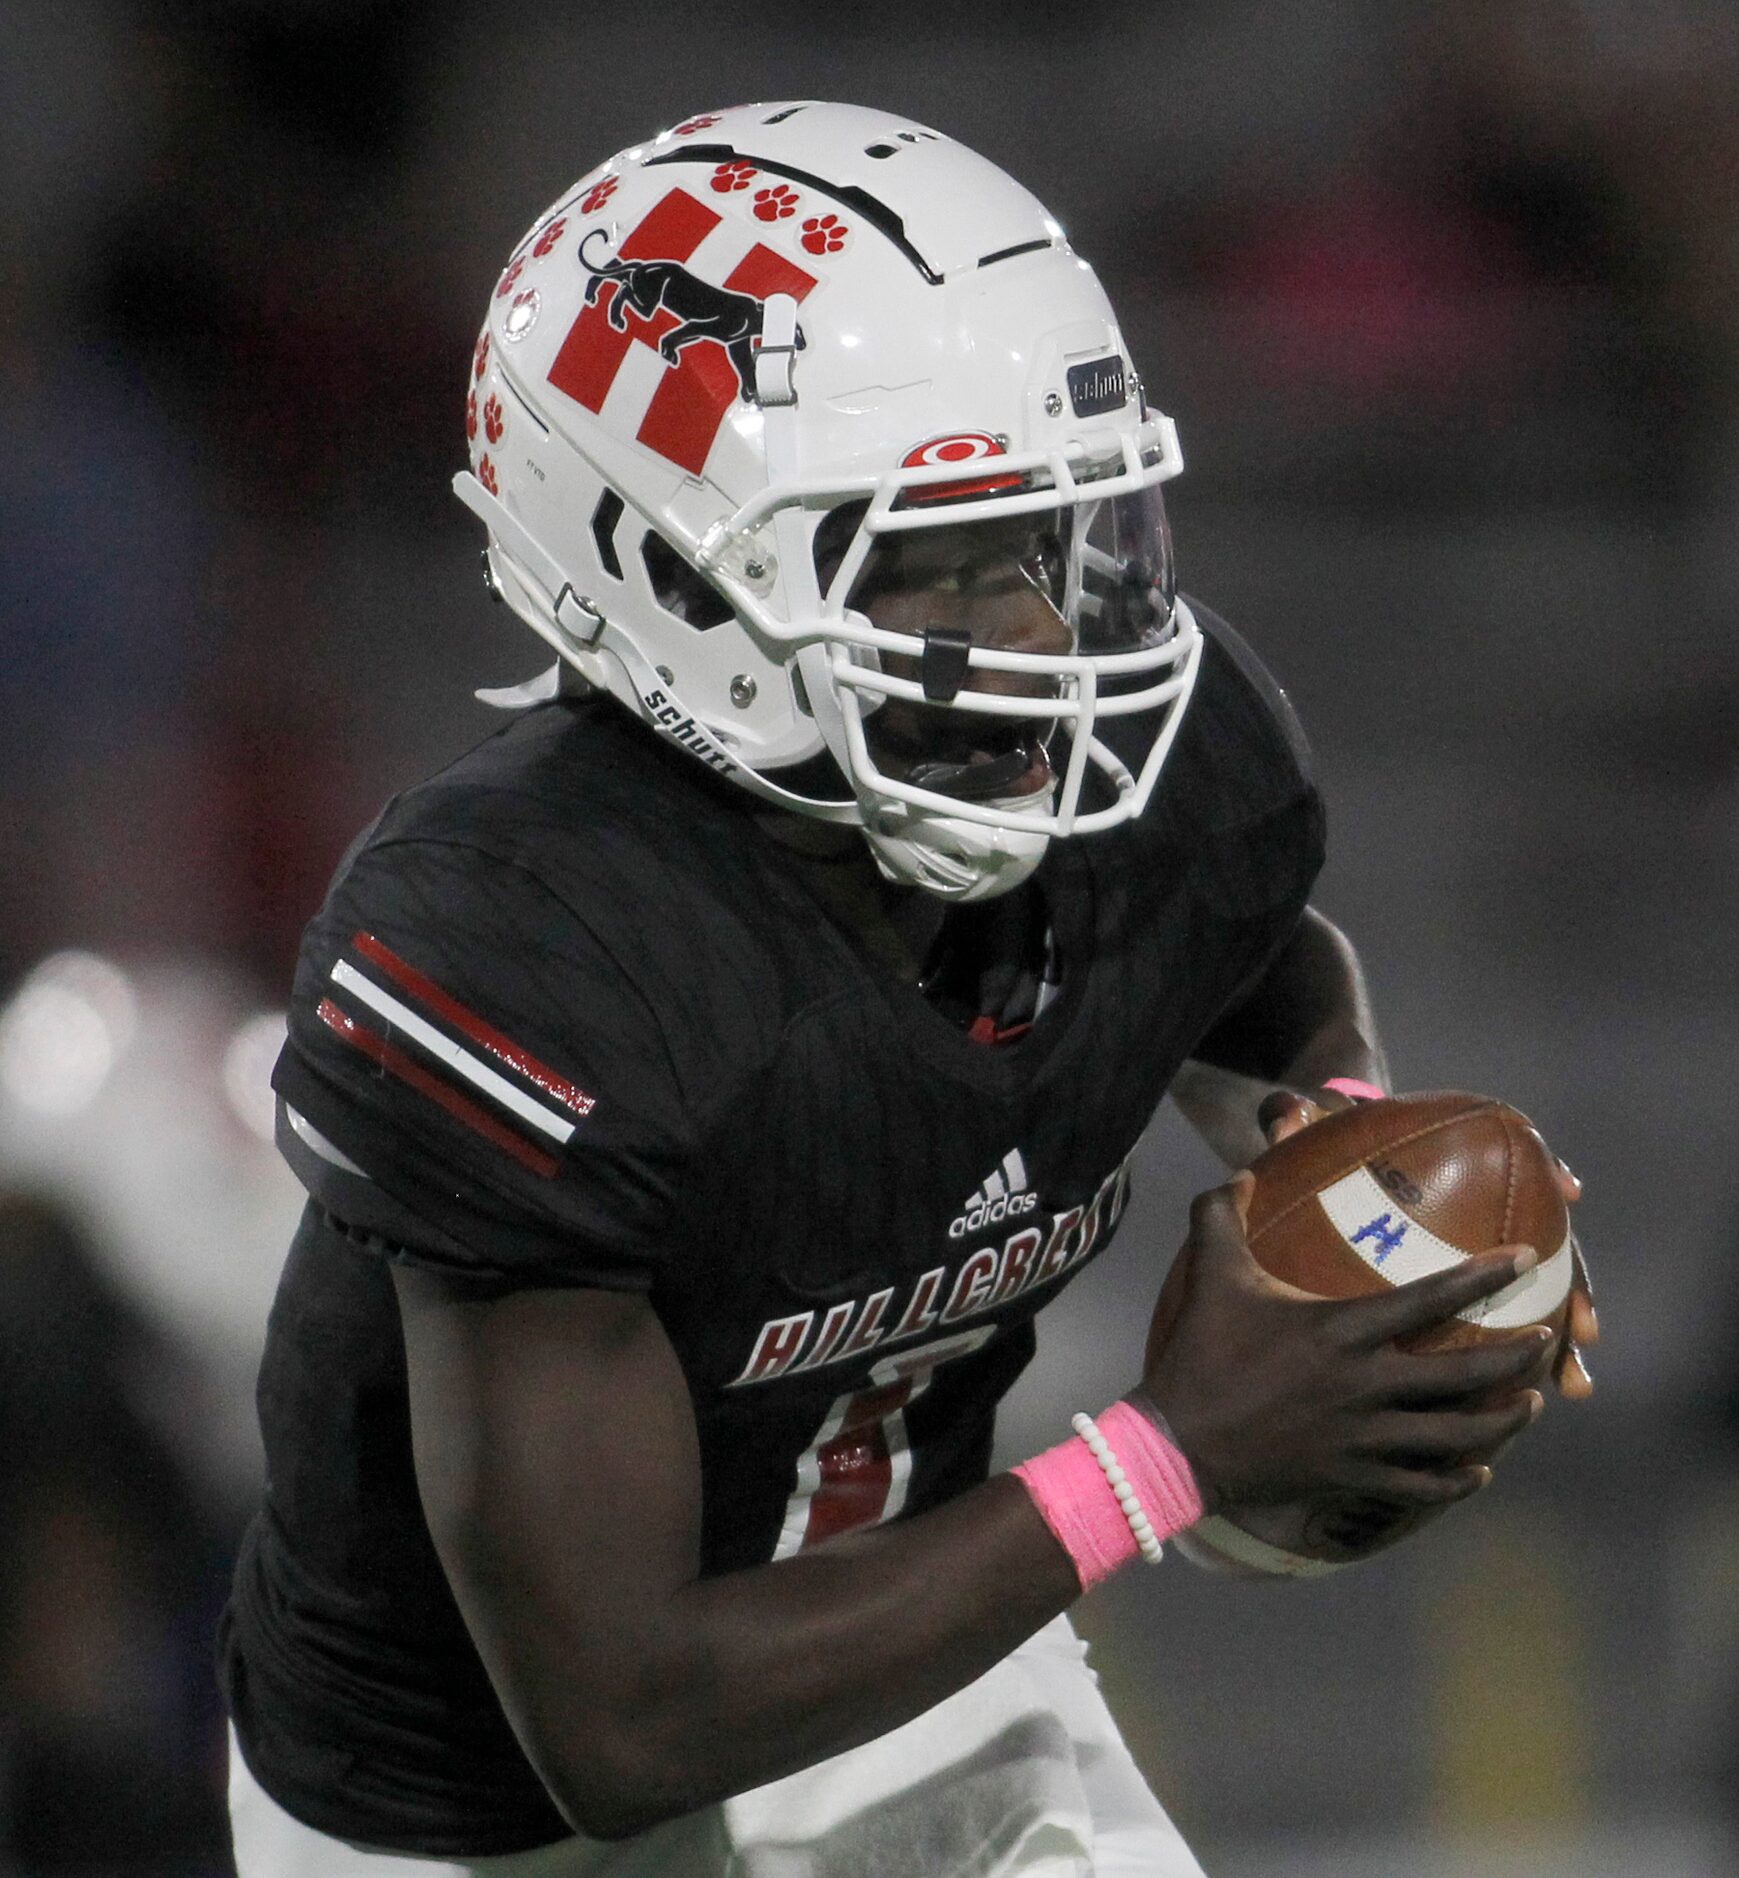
[546,188,818,477]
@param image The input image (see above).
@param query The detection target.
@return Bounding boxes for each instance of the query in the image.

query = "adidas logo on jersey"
[949,1149,1037,1239]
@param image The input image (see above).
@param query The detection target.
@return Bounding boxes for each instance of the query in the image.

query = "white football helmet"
[455,101,1200,901]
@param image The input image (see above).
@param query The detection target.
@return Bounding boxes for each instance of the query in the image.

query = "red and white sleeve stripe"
[316,932,596,1179]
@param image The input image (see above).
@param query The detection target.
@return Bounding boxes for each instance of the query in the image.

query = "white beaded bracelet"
[1071,1411,1166,1564]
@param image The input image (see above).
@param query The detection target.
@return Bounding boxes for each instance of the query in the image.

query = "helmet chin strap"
[862,789,1055,903]
[802,632,1055,899]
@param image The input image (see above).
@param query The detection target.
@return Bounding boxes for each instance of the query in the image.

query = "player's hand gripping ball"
[1174,1091,1571,1579]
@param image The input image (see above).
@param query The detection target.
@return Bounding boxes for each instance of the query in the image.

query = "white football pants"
[228,1615,1205,1878]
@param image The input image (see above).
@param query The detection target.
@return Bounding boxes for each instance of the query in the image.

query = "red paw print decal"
[483,394,505,444]
[495,257,525,299]
[580,175,618,214]
[478,454,499,495]
[754,184,800,221]
[801,214,849,255]
[473,331,490,382]
[673,114,721,136]
[466,391,478,442]
[711,160,758,193]
[532,216,567,258]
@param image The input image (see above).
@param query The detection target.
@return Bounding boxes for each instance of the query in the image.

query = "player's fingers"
[1186,1171,1254,1251]
[1569,1290,1599,1348]
[1568,1235,1599,1345]
[1555,1233,1597,1398]
[1554,1337,1595,1400]
[1372,1329,1556,1403]
[1337,1247,1539,1349]
[1553,1157,1583,1205]
[1309,1496,1411,1553]
[1257,1091,1325,1146]
[1335,1460,1493,1507]
[1353,1394,1543,1463]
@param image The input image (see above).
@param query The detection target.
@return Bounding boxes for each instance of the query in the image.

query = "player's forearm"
[459,1474,1079,1840]
[400,1269,1094,1840]
[401,1271,1087,1838]
[1173,907,1388,1166]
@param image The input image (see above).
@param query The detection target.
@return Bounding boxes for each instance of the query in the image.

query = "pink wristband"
[1012,1400,1204,1591]
[1322,1076,1386,1102]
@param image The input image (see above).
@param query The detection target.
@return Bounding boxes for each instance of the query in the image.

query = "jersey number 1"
[772,1328,994,1560]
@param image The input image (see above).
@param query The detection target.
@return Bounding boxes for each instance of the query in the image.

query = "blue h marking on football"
[1350,1212,1410,1264]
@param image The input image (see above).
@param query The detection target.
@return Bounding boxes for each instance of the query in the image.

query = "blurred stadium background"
[1,2,1734,1872]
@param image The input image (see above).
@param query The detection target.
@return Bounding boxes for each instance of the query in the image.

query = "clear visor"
[811,482,1179,806]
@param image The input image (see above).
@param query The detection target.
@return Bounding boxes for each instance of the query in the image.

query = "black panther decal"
[578,229,804,399]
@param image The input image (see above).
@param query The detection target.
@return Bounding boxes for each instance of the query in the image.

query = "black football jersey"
[220,605,1324,1856]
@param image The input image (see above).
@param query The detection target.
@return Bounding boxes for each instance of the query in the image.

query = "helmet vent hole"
[591,489,625,580]
[642,532,734,631]
[979,239,1052,270]
[499,372,550,434]
[763,105,808,124]
[864,143,898,159]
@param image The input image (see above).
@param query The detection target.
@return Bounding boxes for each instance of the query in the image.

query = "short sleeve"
[272,835,691,1291]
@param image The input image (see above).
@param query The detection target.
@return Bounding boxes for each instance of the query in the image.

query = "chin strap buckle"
[554,585,606,647]
[753,293,803,408]
[920,626,973,702]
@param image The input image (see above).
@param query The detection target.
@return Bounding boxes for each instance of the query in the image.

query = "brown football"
[1173,1090,1572,1579]
[1246,1090,1571,1352]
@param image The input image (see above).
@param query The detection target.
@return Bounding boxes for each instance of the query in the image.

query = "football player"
[220,104,1593,1877]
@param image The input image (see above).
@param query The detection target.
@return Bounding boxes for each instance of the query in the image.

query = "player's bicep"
[1187,904,1357,1081]
[391,1267,702,1818]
